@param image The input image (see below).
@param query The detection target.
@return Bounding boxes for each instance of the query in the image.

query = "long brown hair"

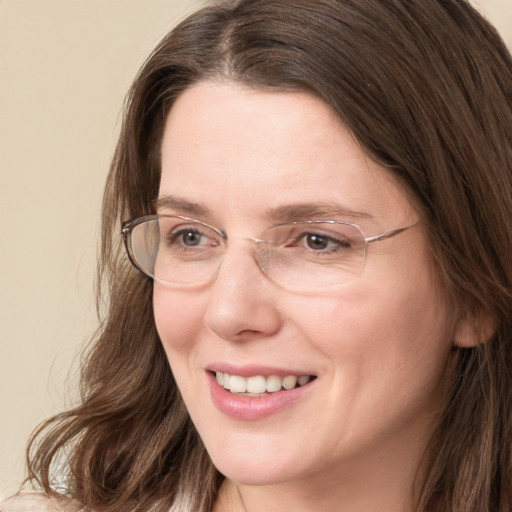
[27,1,512,510]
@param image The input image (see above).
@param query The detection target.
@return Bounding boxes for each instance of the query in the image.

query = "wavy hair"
[27,1,512,511]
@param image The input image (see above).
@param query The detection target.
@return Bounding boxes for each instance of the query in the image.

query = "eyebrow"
[266,202,375,223]
[156,195,209,216]
[156,195,374,223]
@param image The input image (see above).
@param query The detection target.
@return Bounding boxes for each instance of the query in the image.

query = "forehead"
[159,81,415,228]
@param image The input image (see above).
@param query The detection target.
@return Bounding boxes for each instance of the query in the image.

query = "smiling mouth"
[213,371,316,396]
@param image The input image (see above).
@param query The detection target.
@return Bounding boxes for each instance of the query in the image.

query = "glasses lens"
[126,218,368,292]
[260,221,367,292]
[130,219,160,276]
[129,217,223,286]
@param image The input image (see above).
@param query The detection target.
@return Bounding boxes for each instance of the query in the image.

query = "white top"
[1,494,86,512]
[1,493,189,512]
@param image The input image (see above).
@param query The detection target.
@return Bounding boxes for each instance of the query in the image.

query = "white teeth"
[230,375,247,393]
[214,371,313,394]
[298,375,311,386]
[266,375,282,393]
[282,375,298,389]
[247,376,267,394]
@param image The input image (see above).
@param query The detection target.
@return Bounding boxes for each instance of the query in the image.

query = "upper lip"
[206,363,316,378]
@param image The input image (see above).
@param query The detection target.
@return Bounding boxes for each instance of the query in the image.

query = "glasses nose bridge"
[216,235,270,278]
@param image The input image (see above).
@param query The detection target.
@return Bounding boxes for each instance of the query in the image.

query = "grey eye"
[180,230,203,246]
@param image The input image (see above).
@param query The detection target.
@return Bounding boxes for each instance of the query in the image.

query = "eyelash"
[166,228,216,248]
[287,231,352,254]
[161,224,355,257]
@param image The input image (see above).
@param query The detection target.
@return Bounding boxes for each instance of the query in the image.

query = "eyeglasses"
[122,215,417,293]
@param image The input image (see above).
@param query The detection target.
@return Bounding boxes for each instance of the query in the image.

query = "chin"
[204,437,314,487]
[214,460,297,487]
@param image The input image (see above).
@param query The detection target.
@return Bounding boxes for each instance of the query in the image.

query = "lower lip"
[207,372,315,420]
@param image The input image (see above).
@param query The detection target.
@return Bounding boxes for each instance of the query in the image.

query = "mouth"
[212,371,317,397]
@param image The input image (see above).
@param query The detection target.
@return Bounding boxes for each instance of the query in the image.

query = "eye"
[159,221,220,251]
[175,229,205,247]
[300,232,351,253]
[305,233,339,251]
[167,227,219,249]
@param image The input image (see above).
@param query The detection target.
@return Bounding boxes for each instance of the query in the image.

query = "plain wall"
[0,0,511,499]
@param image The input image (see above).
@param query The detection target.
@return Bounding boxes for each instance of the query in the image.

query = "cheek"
[319,280,450,434]
[348,242,451,356]
[299,257,452,392]
[153,286,206,355]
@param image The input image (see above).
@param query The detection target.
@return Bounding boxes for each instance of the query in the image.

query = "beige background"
[0,0,511,499]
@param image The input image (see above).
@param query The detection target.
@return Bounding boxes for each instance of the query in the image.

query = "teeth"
[247,375,267,394]
[266,375,282,393]
[230,375,247,393]
[282,375,298,389]
[214,372,313,394]
[298,375,311,386]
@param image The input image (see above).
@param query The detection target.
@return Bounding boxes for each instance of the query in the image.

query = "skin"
[153,80,461,512]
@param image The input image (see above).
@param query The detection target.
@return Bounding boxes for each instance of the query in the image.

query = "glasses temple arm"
[365,221,419,244]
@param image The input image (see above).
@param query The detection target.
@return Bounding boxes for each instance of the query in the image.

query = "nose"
[204,244,282,342]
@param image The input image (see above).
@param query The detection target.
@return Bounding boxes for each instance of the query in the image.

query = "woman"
[5,0,512,510]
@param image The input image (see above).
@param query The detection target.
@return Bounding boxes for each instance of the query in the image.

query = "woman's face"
[154,81,454,488]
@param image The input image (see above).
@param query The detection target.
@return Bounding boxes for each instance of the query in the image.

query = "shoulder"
[1,493,87,512]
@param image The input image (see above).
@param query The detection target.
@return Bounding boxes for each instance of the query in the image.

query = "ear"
[453,310,496,348]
